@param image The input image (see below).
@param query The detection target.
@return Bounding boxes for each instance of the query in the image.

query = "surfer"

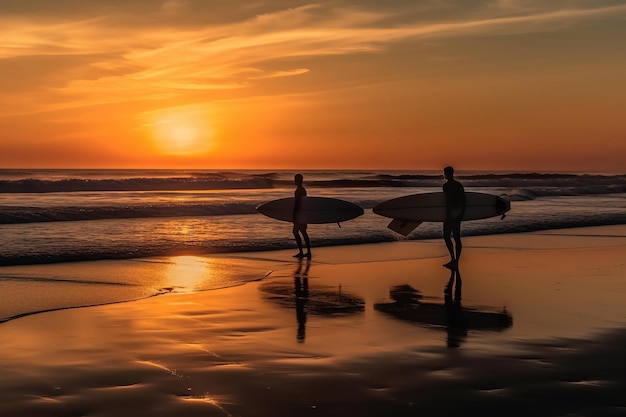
[442,166,466,268]
[292,173,312,258]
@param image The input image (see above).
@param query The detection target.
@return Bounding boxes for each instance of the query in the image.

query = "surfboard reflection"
[374,267,513,348]
[258,259,365,343]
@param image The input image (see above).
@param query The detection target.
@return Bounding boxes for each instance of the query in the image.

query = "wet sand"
[1,225,626,416]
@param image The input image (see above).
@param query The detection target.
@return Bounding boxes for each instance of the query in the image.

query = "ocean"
[1,169,625,322]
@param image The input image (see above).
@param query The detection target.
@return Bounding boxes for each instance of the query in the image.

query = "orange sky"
[1,1,625,171]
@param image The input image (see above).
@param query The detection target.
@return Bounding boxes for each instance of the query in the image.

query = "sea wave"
[1,172,624,194]
[2,187,625,224]
[0,177,274,193]
[0,202,257,224]
[1,212,625,267]
[499,184,626,201]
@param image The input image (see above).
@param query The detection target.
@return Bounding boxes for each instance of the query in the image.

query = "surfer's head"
[294,173,303,185]
[444,166,454,179]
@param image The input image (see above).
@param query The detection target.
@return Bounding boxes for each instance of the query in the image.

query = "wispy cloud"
[1,2,625,115]
[249,69,310,80]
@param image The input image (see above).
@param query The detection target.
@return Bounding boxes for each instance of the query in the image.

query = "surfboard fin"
[387,219,422,236]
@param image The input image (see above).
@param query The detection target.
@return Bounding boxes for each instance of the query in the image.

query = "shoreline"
[2,224,625,324]
[1,224,626,416]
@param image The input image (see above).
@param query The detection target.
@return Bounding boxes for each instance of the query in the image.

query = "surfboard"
[374,191,510,222]
[256,196,364,224]
[373,191,510,235]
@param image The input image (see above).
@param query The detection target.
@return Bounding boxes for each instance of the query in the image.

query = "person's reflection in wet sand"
[444,266,468,348]
[258,261,364,342]
[374,266,512,348]
[294,258,311,342]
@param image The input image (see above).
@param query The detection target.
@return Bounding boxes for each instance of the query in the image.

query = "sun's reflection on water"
[164,256,216,293]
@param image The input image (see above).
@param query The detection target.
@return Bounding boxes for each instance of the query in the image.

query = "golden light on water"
[165,256,214,292]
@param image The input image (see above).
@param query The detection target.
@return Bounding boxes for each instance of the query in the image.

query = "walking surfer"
[442,166,466,268]
[292,173,311,258]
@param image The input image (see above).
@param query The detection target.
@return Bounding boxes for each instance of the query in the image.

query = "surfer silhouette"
[292,173,312,258]
[442,166,466,268]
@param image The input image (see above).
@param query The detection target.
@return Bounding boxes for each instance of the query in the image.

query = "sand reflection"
[259,259,365,342]
[375,267,513,347]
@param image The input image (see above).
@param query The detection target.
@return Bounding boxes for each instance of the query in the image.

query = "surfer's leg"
[452,221,462,263]
[293,224,304,257]
[302,225,311,257]
[443,221,455,266]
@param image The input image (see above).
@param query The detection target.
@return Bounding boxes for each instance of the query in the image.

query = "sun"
[151,110,214,155]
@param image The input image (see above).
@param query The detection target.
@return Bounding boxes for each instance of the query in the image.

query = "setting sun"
[150,110,214,155]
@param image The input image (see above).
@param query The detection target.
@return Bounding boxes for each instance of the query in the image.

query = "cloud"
[249,69,310,80]
[1,1,625,115]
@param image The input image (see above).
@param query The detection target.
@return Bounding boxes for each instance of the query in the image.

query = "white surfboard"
[256,196,364,224]
[374,191,510,236]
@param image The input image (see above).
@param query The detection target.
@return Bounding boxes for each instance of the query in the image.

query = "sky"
[1,0,625,171]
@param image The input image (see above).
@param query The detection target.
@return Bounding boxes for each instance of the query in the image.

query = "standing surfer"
[442,166,466,268]
[292,173,312,258]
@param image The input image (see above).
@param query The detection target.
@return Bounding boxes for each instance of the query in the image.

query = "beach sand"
[1,225,626,417]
